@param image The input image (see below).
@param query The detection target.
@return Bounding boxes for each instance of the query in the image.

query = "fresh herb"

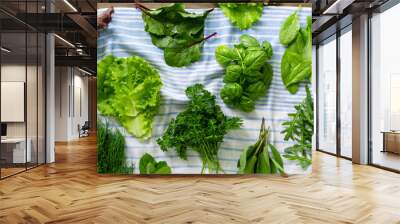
[280,12,312,94]
[279,10,300,46]
[97,55,162,139]
[219,3,264,30]
[139,153,172,174]
[138,3,215,67]
[281,86,313,169]
[97,120,134,174]
[215,34,273,112]
[237,118,286,175]
[157,84,242,173]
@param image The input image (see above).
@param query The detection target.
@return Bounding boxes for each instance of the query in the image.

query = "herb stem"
[135,2,150,11]
[187,32,217,48]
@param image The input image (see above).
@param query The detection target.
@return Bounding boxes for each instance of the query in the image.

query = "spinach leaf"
[139,3,214,67]
[280,14,312,94]
[279,11,300,46]
[219,3,264,30]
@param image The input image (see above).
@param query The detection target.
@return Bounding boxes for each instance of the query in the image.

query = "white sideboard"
[1,138,32,163]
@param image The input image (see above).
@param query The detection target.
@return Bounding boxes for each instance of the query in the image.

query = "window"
[370,3,400,171]
[339,27,352,158]
[317,36,337,154]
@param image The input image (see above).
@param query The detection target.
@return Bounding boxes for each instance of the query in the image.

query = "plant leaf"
[215,45,240,67]
[164,44,201,67]
[219,3,264,30]
[279,11,300,46]
[139,153,156,174]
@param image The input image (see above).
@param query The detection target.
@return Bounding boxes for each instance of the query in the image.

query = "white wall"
[54,67,89,141]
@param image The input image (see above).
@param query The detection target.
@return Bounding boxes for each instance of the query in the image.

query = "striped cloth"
[97,6,312,174]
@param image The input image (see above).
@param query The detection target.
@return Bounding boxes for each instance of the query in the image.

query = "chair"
[79,121,90,138]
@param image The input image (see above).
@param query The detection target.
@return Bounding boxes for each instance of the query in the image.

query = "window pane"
[371,4,400,171]
[1,31,27,177]
[318,37,337,154]
[340,29,352,158]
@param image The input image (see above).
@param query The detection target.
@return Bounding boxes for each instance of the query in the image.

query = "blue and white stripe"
[97,6,312,174]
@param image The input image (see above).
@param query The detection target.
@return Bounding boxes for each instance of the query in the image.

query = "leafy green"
[237,118,286,175]
[279,11,300,46]
[97,120,134,174]
[215,34,273,112]
[281,86,313,169]
[157,84,242,173]
[280,14,312,94]
[139,153,172,174]
[219,3,264,30]
[97,55,162,139]
[139,3,214,67]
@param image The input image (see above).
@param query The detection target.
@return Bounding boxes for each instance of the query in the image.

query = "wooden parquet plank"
[0,135,400,223]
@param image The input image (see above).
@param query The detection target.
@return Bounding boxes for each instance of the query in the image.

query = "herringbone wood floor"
[0,135,399,224]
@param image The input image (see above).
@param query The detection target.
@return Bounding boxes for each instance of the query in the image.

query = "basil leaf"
[221,83,243,103]
[262,41,273,60]
[261,63,273,87]
[215,45,240,67]
[240,34,260,47]
[239,96,255,112]
[247,81,267,100]
[244,50,267,73]
[224,64,242,83]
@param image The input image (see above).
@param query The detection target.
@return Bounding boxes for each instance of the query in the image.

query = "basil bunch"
[215,34,274,112]
[279,11,312,94]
